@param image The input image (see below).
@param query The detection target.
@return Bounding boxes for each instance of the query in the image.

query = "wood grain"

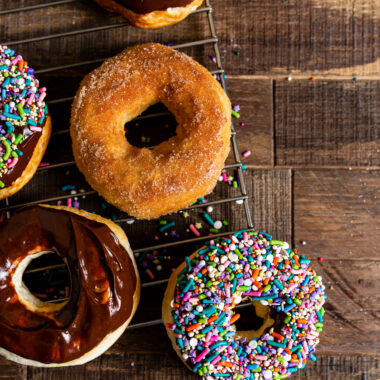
[26,350,380,380]
[4,0,380,76]
[214,0,380,76]
[310,260,380,354]
[293,169,380,260]
[226,78,273,166]
[0,358,25,380]
[26,353,380,380]
[293,169,380,355]
[275,80,380,167]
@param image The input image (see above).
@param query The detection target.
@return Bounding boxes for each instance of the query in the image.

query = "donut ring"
[162,231,326,379]
[91,0,203,29]
[0,205,140,366]
[71,43,231,220]
[0,46,51,199]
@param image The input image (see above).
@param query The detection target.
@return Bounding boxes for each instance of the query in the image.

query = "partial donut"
[162,231,326,379]
[91,0,203,29]
[71,43,231,220]
[0,205,140,367]
[0,46,51,199]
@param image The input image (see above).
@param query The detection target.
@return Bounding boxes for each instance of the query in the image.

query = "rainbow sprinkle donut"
[162,231,326,379]
[0,46,51,198]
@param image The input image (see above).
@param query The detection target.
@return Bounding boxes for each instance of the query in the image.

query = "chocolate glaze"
[0,117,47,188]
[0,206,137,364]
[116,0,193,14]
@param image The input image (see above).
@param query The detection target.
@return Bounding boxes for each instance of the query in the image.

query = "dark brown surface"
[275,80,380,167]
[0,0,379,379]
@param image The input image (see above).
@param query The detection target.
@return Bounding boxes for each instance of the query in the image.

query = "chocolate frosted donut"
[0,205,140,367]
[91,0,203,28]
[0,46,51,199]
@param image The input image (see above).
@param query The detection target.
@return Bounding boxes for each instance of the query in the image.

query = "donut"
[162,231,326,379]
[0,46,51,200]
[70,43,231,220]
[91,0,203,29]
[0,205,140,367]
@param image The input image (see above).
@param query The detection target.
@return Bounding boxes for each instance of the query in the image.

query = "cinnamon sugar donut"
[0,46,51,200]
[71,43,231,220]
[91,0,203,29]
[0,205,140,367]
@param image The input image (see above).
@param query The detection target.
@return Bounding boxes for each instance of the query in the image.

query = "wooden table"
[1,0,379,379]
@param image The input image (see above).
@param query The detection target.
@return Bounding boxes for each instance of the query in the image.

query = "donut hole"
[234,301,276,341]
[125,103,177,148]
[234,303,265,331]
[22,251,71,304]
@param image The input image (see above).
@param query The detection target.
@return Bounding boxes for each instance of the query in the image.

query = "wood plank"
[27,326,199,380]
[275,80,380,167]
[226,78,273,166]
[248,169,292,242]
[0,1,214,75]
[0,358,25,380]
[310,260,380,354]
[214,0,380,76]
[293,169,380,260]
[4,1,379,76]
[297,355,380,379]
[26,348,380,380]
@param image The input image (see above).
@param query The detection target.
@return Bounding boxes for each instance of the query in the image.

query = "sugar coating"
[169,231,326,379]
[70,43,231,219]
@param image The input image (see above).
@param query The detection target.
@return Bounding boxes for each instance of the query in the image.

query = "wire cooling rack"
[0,0,254,331]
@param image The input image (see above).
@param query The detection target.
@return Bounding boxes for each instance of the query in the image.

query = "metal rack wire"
[1,0,254,330]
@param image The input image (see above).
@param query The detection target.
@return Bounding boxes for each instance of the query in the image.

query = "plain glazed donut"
[0,46,51,199]
[0,205,140,367]
[162,231,326,379]
[91,0,203,29]
[71,43,231,220]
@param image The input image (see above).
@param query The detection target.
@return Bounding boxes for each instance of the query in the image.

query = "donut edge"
[0,115,52,201]
[162,250,198,372]
[0,204,141,367]
[92,0,204,29]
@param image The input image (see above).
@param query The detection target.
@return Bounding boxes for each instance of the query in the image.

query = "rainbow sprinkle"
[168,231,326,379]
[0,46,48,187]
